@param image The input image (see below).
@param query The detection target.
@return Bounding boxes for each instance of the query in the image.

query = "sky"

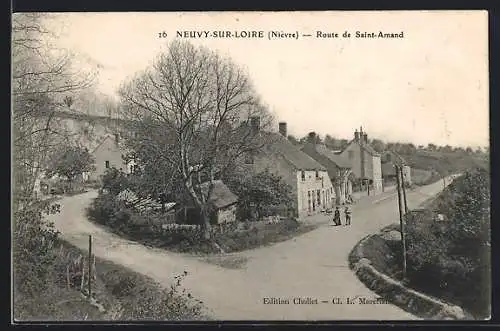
[41,11,488,148]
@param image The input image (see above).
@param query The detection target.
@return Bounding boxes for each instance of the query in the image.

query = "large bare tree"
[119,40,274,238]
[12,13,95,208]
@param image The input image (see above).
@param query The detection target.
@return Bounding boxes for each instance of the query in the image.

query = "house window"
[301,171,306,181]
[317,189,321,206]
[315,170,319,178]
[307,191,311,212]
[348,151,355,159]
[105,161,110,169]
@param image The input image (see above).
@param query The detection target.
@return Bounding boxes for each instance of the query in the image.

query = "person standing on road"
[344,206,351,226]
[333,207,341,226]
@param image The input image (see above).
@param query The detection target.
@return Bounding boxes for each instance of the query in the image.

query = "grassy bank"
[353,168,490,319]
[14,239,207,321]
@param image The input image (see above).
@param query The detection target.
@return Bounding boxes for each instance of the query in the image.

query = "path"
[49,177,453,320]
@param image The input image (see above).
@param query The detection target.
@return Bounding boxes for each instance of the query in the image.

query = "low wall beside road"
[348,231,467,320]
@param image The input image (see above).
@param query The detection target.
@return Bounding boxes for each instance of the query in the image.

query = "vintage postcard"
[11,11,490,322]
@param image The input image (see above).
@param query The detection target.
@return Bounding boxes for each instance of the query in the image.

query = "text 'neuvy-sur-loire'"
[171,30,404,39]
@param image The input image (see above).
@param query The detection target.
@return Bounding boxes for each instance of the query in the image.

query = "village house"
[38,111,138,182]
[88,133,136,181]
[300,131,354,204]
[381,150,412,186]
[334,127,383,195]
[241,118,335,218]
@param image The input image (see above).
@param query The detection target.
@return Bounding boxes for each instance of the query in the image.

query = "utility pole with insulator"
[400,166,409,214]
[395,165,407,279]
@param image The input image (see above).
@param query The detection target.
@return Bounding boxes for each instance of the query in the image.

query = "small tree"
[227,170,293,221]
[101,167,130,196]
[371,139,386,153]
[46,145,96,192]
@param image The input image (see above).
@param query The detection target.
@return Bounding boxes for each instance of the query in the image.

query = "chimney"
[354,129,359,142]
[278,122,287,137]
[363,133,368,144]
[250,116,260,135]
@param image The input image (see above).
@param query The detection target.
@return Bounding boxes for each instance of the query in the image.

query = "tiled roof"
[264,132,327,171]
[314,144,352,169]
[199,180,238,209]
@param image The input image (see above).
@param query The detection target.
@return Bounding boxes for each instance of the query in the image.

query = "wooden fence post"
[88,235,92,299]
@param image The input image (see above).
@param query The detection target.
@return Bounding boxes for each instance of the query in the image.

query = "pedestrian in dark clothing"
[344,206,351,226]
[333,207,341,226]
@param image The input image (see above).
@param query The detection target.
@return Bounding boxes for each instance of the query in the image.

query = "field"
[405,150,488,185]
[405,150,487,174]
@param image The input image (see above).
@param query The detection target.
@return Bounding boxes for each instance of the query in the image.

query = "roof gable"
[91,134,126,154]
[340,139,380,157]
[313,144,352,169]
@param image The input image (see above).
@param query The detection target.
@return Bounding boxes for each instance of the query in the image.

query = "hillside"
[400,149,488,175]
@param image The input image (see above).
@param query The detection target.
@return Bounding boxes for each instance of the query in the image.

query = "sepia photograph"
[11,10,490,322]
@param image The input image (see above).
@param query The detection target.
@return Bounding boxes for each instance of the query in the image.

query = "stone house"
[241,118,335,218]
[334,127,383,195]
[88,133,136,181]
[300,131,354,204]
[381,150,412,186]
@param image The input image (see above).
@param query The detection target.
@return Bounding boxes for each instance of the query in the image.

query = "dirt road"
[49,178,452,320]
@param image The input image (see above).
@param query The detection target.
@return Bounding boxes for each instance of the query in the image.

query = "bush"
[13,201,61,296]
[101,168,131,196]
[405,168,490,318]
[99,269,204,320]
[87,193,213,253]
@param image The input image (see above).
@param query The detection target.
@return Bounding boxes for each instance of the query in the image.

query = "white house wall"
[296,170,334,217]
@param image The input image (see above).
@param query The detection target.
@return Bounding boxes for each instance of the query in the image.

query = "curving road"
[49,177,453,320]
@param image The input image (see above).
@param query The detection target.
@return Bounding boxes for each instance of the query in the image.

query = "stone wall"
[349,232,467,320]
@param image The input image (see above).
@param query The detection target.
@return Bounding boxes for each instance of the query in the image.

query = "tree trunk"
[184,182,211,240]
[199,204,211,240]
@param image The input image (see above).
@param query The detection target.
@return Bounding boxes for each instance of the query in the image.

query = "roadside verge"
[348,229,467,320]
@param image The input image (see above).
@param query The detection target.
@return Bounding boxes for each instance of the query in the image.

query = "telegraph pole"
[400,166,409,214]
[395,165,407,279]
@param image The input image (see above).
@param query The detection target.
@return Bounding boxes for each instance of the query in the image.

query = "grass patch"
[355,230,404,280]
[200,255,249,269]
[214,219,316,253]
